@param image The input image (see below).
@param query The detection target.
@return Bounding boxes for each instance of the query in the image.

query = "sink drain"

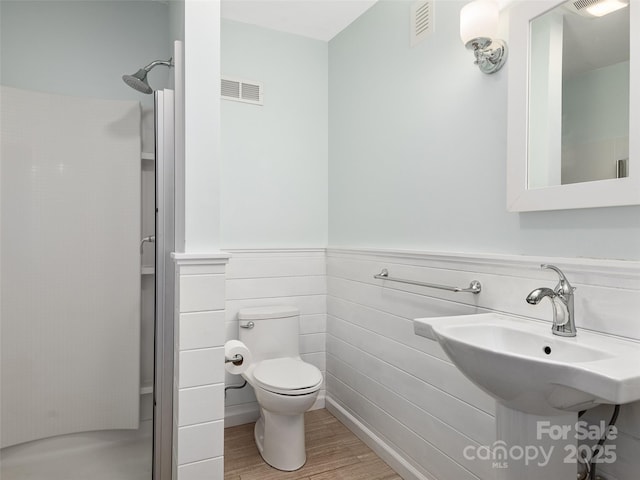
[543,346,552,355]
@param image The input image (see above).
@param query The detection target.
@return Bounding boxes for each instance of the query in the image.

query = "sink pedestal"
[496,404,577,480]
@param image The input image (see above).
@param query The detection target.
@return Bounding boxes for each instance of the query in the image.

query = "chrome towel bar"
[374,268,482,294]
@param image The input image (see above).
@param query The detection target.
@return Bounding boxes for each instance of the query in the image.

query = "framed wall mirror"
[506,0,640,212]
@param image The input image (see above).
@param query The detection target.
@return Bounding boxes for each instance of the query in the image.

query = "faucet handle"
[541,264,574,294]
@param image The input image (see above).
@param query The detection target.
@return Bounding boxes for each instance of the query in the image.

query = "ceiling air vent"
[411,0,434,47]
[564,0,627,17]
[221,77,263,106]
[573,0,601,9]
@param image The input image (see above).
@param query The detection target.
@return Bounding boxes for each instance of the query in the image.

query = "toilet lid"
[252,358,323,394]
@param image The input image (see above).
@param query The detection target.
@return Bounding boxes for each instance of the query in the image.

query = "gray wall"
[328,0,640,260]
[220,20,328,248]
[1,0,171,110]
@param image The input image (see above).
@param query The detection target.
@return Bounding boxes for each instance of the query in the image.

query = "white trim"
[221,246,638,274]
[223,248,326,255]
[224,402,260,428]
[506,0,640,212]
[326,397,433,480]
[327,247,640,273]
[171,252,232,266]
[173,40,185,253]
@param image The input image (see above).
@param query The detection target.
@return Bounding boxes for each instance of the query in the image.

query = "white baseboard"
[224,402,260,428]
[326,396,434,480]
[224,392,326,429]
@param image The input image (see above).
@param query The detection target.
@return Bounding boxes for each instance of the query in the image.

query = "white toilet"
[238,305,323,471]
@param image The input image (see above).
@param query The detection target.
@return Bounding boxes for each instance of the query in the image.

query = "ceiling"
[221,0,378,41]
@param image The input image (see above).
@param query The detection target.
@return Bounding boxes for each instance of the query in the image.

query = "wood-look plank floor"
[224,409,402,480]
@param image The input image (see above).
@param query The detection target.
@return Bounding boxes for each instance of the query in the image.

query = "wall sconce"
[460,0,507,74]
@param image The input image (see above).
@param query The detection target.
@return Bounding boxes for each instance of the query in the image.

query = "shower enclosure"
[0,87,175,480]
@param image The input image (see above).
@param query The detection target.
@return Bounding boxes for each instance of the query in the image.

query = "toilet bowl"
[238,306,323,471]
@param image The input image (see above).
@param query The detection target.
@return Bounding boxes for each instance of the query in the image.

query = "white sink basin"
[414,313,640,415]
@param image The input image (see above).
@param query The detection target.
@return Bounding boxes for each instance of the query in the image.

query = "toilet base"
[254,409,307,471]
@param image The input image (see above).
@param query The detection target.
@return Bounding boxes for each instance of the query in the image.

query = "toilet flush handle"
[240,321,255,329]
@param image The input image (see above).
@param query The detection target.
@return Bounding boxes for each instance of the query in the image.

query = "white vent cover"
[221,77,263,105]
[564,0,624,17]
[411,0,433,47]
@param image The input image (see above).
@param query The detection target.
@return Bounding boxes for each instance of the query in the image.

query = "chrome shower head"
[122,68,153,94]
[122,58,172,94]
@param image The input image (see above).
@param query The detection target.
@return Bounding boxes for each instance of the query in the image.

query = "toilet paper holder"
[225,354,244,366]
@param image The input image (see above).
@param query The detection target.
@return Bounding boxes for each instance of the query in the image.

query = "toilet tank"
[237,306,300,362]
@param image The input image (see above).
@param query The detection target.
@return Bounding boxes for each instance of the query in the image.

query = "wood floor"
[224,408,402,480]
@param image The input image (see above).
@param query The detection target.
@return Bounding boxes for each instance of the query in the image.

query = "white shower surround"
[0,87,142,448]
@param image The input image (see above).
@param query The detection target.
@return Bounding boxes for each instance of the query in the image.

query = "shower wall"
[1,86,142,448]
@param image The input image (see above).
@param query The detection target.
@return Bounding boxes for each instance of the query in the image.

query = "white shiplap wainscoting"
[172,252,231,480]
[224,249,327,427]
[325,248,640,480]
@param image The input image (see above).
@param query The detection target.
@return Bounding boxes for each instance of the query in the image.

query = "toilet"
[237,305,323,471]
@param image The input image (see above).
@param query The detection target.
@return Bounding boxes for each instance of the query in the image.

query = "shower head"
[122,68,153,94]
[122,58,172,94]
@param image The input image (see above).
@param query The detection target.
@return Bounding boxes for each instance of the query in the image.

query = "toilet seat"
[252,358,322,396]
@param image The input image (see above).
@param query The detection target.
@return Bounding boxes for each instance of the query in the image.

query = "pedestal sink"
[414,313,640,480]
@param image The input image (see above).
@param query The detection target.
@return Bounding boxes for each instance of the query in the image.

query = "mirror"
[506,0,640,211]
[528,2,629,188]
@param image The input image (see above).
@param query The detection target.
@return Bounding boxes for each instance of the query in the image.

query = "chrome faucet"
[526,264,577,337]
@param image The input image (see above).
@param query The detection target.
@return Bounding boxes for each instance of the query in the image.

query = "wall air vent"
[221,77,263,106]
[411,0,434,47]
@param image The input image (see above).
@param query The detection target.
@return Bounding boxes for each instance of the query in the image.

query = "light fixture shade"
[460,0,499,45]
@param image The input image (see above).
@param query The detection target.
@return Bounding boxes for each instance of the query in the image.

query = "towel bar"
[374,268,481,294]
